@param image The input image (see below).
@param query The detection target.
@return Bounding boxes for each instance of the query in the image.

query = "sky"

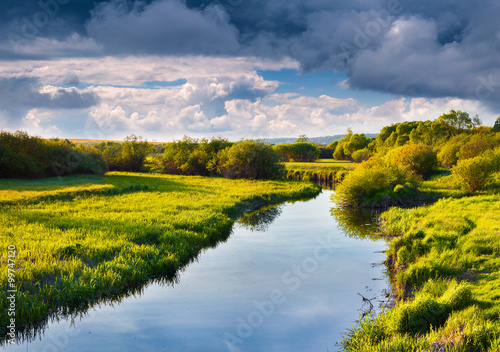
[1,0,500,141]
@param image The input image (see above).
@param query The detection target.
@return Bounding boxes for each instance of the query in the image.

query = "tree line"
[334,112,500,207]
[2,111,499,183]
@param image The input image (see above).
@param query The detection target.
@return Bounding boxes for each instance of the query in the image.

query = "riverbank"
[342,193,500,351]
[0,172,321,340]
[284,159,352,183]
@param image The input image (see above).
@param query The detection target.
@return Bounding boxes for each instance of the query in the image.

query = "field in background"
[283,159,355,183]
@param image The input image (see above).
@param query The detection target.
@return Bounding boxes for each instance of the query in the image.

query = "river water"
[5,190,390,352]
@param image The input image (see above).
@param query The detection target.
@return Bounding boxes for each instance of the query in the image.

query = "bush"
[0,131,106,178]
[385,143,438,179]
[333,160,406,207]
[156,137,231,175]
[217,140,285,179]
[0,144,43,178]
[351,148,372,163]
[458,133,500,161]
[452,152,499,193]
[437,134,469,167]
[318,146,333,159]
[273,142,320,162]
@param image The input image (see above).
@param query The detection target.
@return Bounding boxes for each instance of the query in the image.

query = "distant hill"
[263,134,378,145]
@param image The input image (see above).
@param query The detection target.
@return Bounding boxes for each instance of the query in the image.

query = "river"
[5,190,390,352]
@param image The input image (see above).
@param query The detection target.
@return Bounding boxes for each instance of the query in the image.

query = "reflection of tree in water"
[331,206,386,241]
[237,205,284,232]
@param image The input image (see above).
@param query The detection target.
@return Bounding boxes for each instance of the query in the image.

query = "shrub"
[318,146,333,159]
[385,143,438,179]
[0,144,43,178]
[217,140,285,179]
[156,136,231,175]
[452,152,498,193]
[351,148,372,163]
[458,133,500,161]
[437,134,469,167]
[0,131,106,178]
[273,142,320,162]
[333,160,406,207]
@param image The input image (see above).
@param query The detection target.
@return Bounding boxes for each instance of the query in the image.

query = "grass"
[0,172,320,340]
[284,159,354,182]
[342,193,500,351]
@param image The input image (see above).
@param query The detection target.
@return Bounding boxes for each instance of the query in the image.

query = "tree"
[218,140,284,179]
[494,116,500,132]
[437,110,481,136]
[296,135,309,143]
[122,135,151,172]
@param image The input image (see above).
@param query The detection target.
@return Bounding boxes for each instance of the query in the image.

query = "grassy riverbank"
[343,193,500,351]
[284,159,353,182]
[0,172,320,339]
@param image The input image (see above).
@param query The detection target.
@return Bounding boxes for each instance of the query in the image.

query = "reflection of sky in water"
[7,190,389,352]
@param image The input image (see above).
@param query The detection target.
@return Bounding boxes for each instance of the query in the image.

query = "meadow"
[342,187,500,351]
[0,172,320,339]
[284,159,354,183]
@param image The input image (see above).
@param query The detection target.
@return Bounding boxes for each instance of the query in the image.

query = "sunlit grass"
[0,172,320,339]
[343,193,500,351]
[283,159,353,183]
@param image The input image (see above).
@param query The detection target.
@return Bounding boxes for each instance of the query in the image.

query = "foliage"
[0,130,106,178]
[273,142,320,162]
[121,135,151,171]
[494,116,500,133]
[437,134,469,167]
[0,172,321,337]
[318,146,334,159]
[333,158,408,207]
[457,133,500,160]
[155,136,232,176]
[331,129,372,160]
[385,144,438,179]
[452,150,500,193]
[217,140,285,179]
[351,148,372,163]
[437,110,482,136]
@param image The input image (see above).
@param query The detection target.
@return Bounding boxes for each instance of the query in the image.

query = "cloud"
[0,77,98,109]
[86,0,239,55]
[1,0,500,111]
[0,77,99,124]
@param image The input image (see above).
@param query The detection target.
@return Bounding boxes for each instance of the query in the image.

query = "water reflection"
[330,205,384,241]
[236,205,284,232]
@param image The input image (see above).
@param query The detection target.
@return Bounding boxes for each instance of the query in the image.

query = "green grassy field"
[284,159,354,182]
[0,172,320,339]
[343,193,500,351]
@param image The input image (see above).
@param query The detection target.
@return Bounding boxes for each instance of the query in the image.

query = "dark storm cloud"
[86,0,239,55]
[0,77,99,113]
[2,0,500,108]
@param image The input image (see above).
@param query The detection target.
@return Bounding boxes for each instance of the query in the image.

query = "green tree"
[296,135,309,143]
[122,135,151,172]
[218,140,284,179]
[437,110,481,136]
[493,116,500,132]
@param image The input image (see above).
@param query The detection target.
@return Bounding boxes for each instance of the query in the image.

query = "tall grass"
[343,194,500,351]
[0,172,320,341]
